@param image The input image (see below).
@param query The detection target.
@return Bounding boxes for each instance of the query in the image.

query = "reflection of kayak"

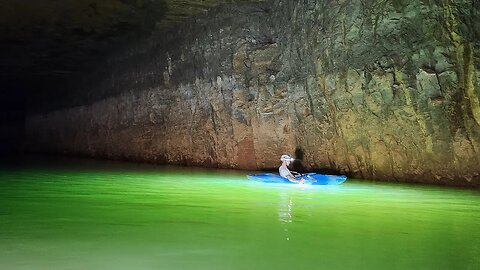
[247,173,347,185]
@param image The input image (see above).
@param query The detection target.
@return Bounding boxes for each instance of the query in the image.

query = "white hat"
[280,154,294,162]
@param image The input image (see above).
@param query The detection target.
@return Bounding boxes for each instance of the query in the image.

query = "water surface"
[1,158,479,269]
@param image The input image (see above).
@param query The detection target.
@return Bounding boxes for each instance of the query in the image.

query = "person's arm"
[290,171,301,177]
[280,166,301,182]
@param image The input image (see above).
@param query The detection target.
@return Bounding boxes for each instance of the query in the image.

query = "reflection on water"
[0,156,479,270]
[278,194,293,241]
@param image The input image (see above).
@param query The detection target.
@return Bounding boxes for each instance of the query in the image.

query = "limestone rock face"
[25,0,480,186]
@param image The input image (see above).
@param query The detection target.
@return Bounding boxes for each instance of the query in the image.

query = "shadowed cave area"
[1,0,480,187]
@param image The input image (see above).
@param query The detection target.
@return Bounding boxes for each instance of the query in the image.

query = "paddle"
[292,172,316,181]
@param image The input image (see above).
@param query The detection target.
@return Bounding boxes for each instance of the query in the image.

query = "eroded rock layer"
[25,0,480,186]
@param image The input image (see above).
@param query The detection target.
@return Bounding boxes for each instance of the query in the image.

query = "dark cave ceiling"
[0,0,261,83]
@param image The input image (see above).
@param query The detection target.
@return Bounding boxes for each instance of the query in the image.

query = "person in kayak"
[279,154,305,184]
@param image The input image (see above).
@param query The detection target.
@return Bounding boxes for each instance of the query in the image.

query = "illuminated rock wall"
[26,1,480,186]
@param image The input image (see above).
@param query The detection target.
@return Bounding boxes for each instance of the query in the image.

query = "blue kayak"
[247,173,347,185]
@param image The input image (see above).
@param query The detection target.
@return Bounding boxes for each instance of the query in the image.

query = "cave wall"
[0,78,25,160]
[25,0,480,186]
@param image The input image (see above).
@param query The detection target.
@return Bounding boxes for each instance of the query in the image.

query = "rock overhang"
[0,0,264,85]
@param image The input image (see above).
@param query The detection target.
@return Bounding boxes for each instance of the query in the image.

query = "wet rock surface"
[25,0,480,187]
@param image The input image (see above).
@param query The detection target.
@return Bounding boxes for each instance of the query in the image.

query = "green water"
[1,158,479,270]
